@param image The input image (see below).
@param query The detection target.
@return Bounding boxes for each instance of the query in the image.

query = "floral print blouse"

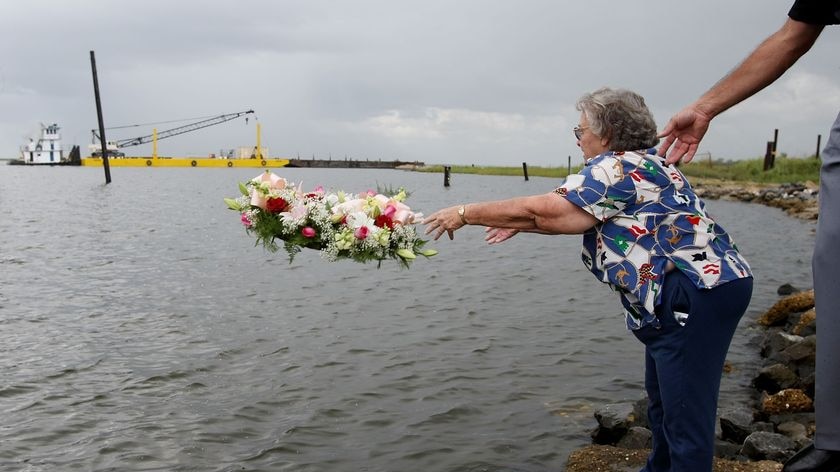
[556,149,753,330]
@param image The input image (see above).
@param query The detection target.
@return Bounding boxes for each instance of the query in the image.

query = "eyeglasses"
[573,125,589,140]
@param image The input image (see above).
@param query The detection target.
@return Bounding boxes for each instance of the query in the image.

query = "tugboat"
[13,123,79,165]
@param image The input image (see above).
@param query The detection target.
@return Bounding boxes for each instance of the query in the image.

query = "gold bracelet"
[458,205,468,224]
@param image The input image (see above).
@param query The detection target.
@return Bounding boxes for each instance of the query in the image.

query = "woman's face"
[576,113,610,160]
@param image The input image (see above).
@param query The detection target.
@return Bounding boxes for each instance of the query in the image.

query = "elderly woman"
[423,87,753,472]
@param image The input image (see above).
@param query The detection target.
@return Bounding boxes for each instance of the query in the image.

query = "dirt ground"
[565,445,783,472]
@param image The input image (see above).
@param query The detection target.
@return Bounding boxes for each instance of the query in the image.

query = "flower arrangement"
[225,171,437,267]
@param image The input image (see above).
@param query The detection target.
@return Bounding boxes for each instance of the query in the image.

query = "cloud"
[359,108,538,140]
[735,71,840,119]
[1,0,838,165]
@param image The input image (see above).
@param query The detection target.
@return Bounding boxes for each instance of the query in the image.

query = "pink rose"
[354,226,369,239]
[382,204,397,218]
[250,192,267,210]
[332,199,365,216]
[249,172,287,209]
[392,210,413,224]
[241,213,253,228]
[253,171,287,190]
[302,227,316,238]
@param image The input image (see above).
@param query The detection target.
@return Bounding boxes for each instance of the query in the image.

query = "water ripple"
[0,168,816,471]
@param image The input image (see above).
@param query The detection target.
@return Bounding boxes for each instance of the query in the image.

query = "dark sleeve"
[788,0,840,25]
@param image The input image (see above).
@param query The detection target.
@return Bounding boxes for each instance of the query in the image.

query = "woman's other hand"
[485,227,519,244]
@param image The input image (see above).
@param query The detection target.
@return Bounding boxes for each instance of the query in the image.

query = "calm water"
[0,166,816,471]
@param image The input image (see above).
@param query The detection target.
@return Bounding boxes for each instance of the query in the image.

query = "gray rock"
[777,283,800,296]
[799,372,816,398]
[592,402,636,444]
[768,412,816,430]
[715,438,743,460]
[777,421,808,441]
[783,335,816,363]
[740,431,797,462]
[797,322,817,338]
[616,426,652,450]
[752,421,775,433]
[753,363,798,393]
[764,331,804,363]
[719,408,755,444]
[632,396,649,429]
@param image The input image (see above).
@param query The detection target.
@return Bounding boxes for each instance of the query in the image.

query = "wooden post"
[522,162,529,181]
[89,50,111,184]
[773,128,779,157]
[817,134,822,160]
[568,156,571,176]
[763,141,775,171]
[444,166,451,187]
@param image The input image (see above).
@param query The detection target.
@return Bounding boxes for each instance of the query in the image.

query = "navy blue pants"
[632,271,753,472]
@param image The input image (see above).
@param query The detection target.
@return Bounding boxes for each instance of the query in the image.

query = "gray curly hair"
[576,87,659,151]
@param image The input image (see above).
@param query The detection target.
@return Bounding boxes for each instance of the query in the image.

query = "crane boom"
[92,110,255,149]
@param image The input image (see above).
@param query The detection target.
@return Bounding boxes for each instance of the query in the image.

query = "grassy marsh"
[416,156,821,184]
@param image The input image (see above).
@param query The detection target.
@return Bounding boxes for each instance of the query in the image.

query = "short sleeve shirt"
[556,150,752,330]
[789,0,840,25]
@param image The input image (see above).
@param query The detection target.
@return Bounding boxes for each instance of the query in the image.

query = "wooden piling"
[763,141,775,171]
[89,50,111,184]
[522,162,529,181]
[817,134,822,160]
[444,166,451,187]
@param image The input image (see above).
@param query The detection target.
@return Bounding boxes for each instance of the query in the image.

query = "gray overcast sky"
[2,0,839,166]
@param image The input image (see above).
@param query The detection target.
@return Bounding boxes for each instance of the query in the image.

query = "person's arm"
[659,18,824,164]
[423,192,599,241]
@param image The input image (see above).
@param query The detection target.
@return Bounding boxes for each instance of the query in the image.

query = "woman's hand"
[485,227,519,244]
[422,206,465,241]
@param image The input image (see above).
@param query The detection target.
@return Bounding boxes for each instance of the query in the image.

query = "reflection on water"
[0,167,815,471]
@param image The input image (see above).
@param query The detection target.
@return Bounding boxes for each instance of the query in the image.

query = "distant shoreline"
[412,156,821,185]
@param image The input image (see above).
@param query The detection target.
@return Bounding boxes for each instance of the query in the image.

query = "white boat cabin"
[21,123,64,164]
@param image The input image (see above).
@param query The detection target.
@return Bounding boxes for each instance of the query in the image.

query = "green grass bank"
[416,156,821,184]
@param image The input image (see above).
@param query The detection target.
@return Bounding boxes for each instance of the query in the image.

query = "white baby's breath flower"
[321,244,340,262]
[392,225,418,249]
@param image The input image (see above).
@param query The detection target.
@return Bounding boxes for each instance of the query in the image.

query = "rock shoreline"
[691,179,819,221]
[564,181,820,472]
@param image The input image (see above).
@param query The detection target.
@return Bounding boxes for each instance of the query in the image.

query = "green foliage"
[679,156,820,183]
[224,198,243,211]
[376,182,411,198]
